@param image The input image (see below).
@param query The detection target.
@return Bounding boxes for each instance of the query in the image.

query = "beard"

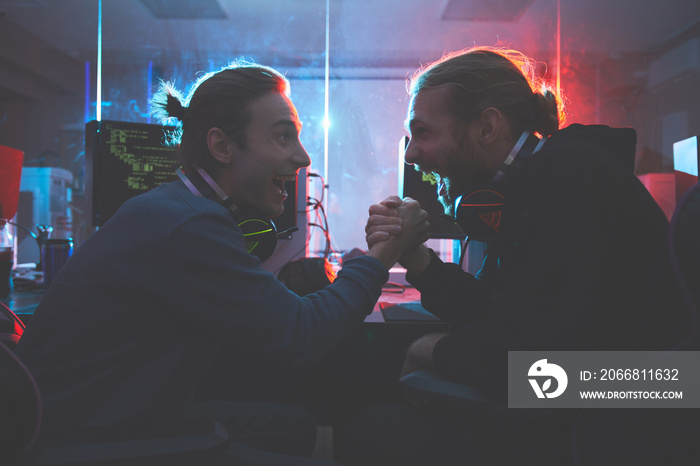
[437,175,457,217]
[435,135,485,218]
[419,131,492,218]
[437,173,474,218]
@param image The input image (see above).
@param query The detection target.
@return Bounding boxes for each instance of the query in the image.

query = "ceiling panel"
[0,0,698,67]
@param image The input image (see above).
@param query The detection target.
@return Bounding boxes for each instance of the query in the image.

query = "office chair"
[0,338,229,466]
[399,368,575,465]
[668,180,700,349]
[398,368,505,414]
[0,302,25,349]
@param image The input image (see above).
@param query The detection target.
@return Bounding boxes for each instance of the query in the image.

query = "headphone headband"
[493,132,543,183]
[176,166,238,212]
[175,166,280,262]
[452,131,545,241]
[493,131,530,182]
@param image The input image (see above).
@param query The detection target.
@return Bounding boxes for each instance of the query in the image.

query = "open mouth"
[272,175,296,195]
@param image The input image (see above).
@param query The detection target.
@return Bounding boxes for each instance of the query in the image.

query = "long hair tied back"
[408,46,566,137]
[149,60,290,172]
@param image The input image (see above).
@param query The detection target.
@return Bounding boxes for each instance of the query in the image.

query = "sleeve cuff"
[405,248,443,289]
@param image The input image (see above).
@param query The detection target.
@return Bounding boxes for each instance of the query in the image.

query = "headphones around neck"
[449,131,545,242]
[176,166,296,262]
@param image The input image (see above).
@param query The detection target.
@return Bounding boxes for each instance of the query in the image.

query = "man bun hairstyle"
[408,46,566,137]
[532,89,561,137]
[150,60,290,173]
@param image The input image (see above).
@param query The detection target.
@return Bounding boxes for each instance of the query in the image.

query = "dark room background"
[1,0,699,265]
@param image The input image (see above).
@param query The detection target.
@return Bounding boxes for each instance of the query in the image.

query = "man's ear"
[207,127,235,164]
[476,107,504,146]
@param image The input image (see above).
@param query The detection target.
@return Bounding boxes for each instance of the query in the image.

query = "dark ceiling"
[2,0,699,69]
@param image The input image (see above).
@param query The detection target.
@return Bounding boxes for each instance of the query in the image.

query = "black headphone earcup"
[237,216,278,262]
[454,188,504,242]
[452,132,541,242]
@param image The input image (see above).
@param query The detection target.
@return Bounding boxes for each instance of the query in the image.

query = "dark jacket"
[407,125,685,398]
[16,180,388,432]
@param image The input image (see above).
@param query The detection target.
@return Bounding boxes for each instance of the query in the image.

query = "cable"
[382,282,406,294]
[305,172,338,259]
[7,221,38,241]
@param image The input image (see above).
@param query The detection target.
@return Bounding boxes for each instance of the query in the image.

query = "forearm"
[365,239,403,270]
[398,244,432,276]
[167,217,388,368]
[405,248,489,325]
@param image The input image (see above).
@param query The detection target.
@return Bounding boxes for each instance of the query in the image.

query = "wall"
[1,10,699,260]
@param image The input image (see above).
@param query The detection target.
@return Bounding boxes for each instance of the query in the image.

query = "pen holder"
[41,238,73,291]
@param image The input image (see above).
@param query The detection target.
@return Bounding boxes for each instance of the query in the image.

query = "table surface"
[366,286,423,323]
[1,289,43,316]
[2,284,432,324]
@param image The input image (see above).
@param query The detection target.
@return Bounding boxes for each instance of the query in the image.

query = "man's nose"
[294,143,311,168]
[404,139,419,165]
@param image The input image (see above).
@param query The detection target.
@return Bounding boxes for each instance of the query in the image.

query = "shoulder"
[113,181,236,230]
[87,181,240,254]
[505,126,667,231]
[536,124,636,175]
[124,181,230,217]
[512,125,640,198]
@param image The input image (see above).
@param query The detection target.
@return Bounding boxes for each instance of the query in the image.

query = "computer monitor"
[84,120,297,235]
[85,120,179,227]
[673,135,698,201]
[397,136,464,239]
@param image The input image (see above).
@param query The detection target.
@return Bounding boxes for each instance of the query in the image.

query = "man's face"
[404,86,491,215]
[228,92,310,218]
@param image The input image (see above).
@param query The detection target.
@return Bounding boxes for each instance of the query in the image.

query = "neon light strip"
[84,61,90,123]
[96,0,102,121]
[147,60,153,124]
[556,0,561,95]
[323,0,330,206]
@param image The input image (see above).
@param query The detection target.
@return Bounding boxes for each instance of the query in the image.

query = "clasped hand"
[365,196,429,265]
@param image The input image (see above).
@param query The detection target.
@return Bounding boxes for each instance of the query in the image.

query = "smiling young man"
[348,47,685,465]
[15,62,429,465]
[208,91,308,220]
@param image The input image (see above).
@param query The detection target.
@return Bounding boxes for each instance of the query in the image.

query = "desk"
[3,285,441,328]
[197,286,448,426]
[0,289,43,323]
[365,286,421,322]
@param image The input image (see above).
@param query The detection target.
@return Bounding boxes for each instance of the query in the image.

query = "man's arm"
[366,196,490,325]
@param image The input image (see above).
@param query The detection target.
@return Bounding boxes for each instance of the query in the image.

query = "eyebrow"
[405,117,423,133]
[271,118,302,132]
